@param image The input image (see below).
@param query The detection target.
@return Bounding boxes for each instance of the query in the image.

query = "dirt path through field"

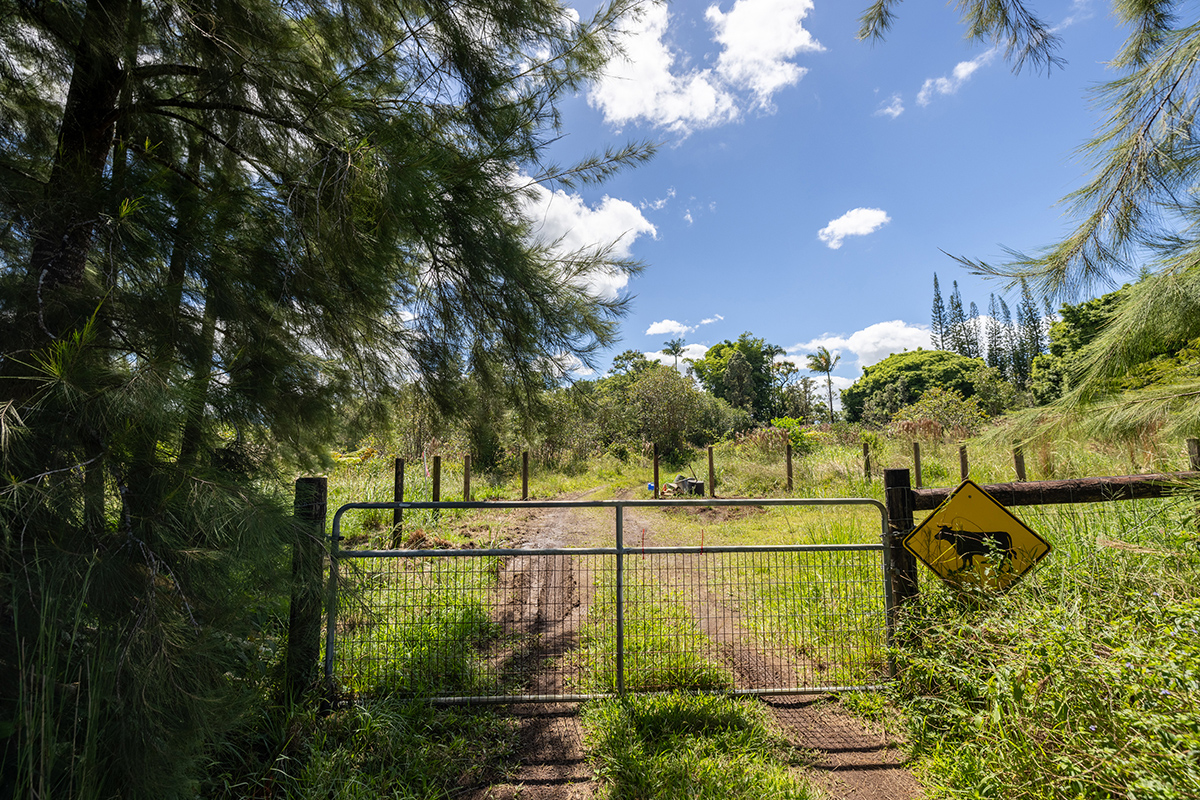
[466,494,921,800]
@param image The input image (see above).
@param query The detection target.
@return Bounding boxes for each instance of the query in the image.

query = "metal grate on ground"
[324,499,893,703]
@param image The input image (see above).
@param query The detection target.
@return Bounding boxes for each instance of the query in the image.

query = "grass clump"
[889,497,1200,799]
[206,697,517,799]
[582,694,816,800]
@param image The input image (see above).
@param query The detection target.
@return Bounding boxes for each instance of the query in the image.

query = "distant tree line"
[930,274,1050,388]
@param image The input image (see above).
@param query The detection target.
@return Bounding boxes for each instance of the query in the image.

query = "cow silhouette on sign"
[934,525,1014,568]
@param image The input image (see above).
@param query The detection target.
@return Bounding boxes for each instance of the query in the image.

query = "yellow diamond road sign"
[903,479,1051,591]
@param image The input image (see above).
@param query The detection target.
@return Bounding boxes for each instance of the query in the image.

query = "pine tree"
[864,1,1200,436]
[966,301,983,359]
[931,273,947,348]
[986,294,1007,373]
[946,281,968,355]
[0,0,652,794]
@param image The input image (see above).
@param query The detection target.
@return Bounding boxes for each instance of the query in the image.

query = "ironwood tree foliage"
[868,0,1200,437]
[0,0,652,794]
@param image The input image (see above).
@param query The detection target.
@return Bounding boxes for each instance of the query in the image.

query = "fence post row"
[287,477,327,701]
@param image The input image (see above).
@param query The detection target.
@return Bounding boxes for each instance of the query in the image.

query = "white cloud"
[521,180,657,300]
[588,4,737,135]
[817,207,891,249]
[700,314,724,325]
[646,319,693,337]
[917,49,996,106]
[789,320,930,371]
[642,187,677,211]
[588,1,821,135]
[874,93,904,118]
[707,0,823,109]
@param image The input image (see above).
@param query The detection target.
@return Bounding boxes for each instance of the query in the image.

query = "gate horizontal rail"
[325,498,893,703]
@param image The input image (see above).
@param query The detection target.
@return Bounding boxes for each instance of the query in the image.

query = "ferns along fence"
[319,498,894,704]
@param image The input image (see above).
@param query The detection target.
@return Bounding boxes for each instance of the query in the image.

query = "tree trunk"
[29,0,129,311]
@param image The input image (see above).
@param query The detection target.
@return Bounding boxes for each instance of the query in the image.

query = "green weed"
[581,693,816,799]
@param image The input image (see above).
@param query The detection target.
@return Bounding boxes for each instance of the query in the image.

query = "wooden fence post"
[883,469,920,620]
[287,477,326,702]
[391,458,404,548]
[959,444,969,481]
[463,454,471,501]
[432,455,441,502]
[522,450,529,500]
[912,442,922,488]
[708,445,716,498]
[1188,438,1200,471]
[653,444,660,500]
[863,442,871,481]
[786,440,793,492]
[1014,446,1027,482]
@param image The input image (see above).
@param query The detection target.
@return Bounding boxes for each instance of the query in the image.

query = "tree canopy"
[0,0,653,794]
[689,333,785,421]
[841,349,985,423]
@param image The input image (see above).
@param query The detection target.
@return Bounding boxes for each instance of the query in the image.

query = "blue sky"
[522,0,1124,398]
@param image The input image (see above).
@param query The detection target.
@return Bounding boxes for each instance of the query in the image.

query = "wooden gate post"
[522,450,529,500]
[883,469,920,619]
[287,477,326,702]
[653,444,660,500]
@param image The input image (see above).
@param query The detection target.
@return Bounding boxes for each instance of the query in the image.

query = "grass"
[574,567,734,694]
[581,694,817,800]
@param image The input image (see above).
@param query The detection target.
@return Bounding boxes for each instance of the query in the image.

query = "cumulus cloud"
[917,48,996,106]
[588,0,821,135]
[646,319,693,337]
[520,180,657,300]
[707,0,823,109]
[817,207,891,249]
[874,93,904,118]
[789,320,930,371]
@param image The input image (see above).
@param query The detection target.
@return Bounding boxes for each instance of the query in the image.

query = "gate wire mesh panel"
[333,552,614,698]
[618,548,888,692]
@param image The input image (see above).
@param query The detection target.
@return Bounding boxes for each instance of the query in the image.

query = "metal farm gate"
[324,499,894,703]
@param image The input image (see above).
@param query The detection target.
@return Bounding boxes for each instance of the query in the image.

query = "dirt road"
[466,496,921,800]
